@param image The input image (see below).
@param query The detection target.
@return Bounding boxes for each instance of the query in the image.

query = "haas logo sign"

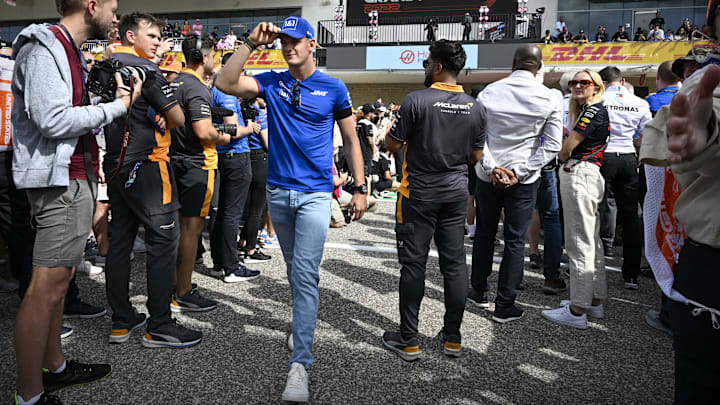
[400,50,415,64]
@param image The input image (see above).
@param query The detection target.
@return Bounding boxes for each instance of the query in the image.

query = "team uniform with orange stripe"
[102,46,183,332]
[170,69,219,218]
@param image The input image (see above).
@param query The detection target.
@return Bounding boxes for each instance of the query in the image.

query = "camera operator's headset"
[188,35,204,64]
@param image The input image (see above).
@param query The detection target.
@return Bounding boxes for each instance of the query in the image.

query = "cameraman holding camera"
[170,34,231,312]
[209,53,263,283]
[101,12,204,349]
[10,1,142,403]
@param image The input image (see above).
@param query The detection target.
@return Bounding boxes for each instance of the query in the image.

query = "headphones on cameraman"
[188,35,203,64]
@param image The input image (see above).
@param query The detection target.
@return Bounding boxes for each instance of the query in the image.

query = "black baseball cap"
[671,48,709,78]
[362,103,376,114]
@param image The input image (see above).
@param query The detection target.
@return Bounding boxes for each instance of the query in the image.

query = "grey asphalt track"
[0,200,673,404]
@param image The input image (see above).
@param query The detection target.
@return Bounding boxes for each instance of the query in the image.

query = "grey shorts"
[26,179,95,268]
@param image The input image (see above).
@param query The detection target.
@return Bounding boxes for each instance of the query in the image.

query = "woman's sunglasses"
[569,79,595,88]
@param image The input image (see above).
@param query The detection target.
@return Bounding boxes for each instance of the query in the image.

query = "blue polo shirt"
[212,86,249,154]
[254,70,352,192]
[646,86,678,113]
[248,105,268,150]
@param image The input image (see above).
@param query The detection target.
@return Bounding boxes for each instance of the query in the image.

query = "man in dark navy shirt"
[382,40,485,361]
[215,17,367,402]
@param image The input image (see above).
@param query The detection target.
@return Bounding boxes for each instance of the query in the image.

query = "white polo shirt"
[602,85,652,154]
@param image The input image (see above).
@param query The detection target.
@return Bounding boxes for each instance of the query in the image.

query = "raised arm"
[215,22,280,98]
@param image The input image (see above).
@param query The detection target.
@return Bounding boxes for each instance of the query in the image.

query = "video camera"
[87,58,156,101]
[211,106,237,135]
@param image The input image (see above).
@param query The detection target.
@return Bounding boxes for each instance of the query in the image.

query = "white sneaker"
[76,260,103,276]
[281,362,309,402]
[542,304,588,329]
[287,333,294,351]
[560,300,604,319]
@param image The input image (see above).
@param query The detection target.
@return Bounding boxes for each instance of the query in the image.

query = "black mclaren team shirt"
[569,102,610,166]
[388,82,485,202]
[170,69,217,170]
[103,46,178,173]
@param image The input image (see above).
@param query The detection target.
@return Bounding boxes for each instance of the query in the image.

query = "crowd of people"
[1,0,719,404]
[545,12,708,44]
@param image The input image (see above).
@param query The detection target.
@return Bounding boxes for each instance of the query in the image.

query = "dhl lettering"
[603,46,626,62]
[548,47,577,62]
[575,46,607,62]
[548,46,626,62]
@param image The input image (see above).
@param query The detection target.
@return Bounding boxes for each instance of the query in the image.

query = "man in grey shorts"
[10,1,142,403]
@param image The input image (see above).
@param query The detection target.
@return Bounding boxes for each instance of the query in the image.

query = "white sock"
[16,391,42,405]
[51,360,66,374]
[468,224,476,235]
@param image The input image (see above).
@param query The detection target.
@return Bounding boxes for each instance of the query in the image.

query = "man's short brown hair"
[56,0,108,16]
[657,60,680,84]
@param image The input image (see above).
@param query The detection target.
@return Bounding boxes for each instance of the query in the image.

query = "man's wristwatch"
[351,184,368,195]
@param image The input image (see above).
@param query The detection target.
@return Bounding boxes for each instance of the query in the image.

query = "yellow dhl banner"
[538,42,706,65]
[157,49,288,70]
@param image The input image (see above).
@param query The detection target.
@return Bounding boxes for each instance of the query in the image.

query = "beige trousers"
[559,160,607,308]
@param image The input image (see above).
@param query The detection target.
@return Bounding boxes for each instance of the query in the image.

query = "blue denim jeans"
[266,185,331,369]
[537,169,562,281]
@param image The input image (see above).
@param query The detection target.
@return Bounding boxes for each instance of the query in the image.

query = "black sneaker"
[529,253,542,269]
[42,360,112,393]
[492,305,525,324]
[243,249,271,263]
[14,392,63,404]
[542,279,568,295]
[142,319,203,349]
[171,289,218,312]
[224,264,261,283]
[63,299,106,319]
[381,331,420,362]
[467,288,490,309]
[437,329,462,358]
[109,313,147,344]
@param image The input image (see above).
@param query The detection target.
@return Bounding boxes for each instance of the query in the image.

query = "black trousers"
[669,240,720,404]
[600,153,642,280]
[0,151,34,298]
[240,149,268,250]
[210,152,251,271]
[463,25,471,40]
[395,195,467,340]
[105,161,179,330]
[472,179,539,308]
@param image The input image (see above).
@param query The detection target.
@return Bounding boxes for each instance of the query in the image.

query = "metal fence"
[317,14,542,45]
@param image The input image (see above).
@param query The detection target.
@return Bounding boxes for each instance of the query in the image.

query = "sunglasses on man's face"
[85,58,95,65]
[569,79,595,88]
[291,81,301,108]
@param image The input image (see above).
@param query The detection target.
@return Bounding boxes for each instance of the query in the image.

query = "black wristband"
[244,38,257,52]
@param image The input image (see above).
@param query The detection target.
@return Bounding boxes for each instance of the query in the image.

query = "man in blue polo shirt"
[216,17,367,402]
[646,60,680,116]
[209,52,262,283]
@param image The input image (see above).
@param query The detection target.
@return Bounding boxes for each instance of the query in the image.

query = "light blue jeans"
[266,184,331,369]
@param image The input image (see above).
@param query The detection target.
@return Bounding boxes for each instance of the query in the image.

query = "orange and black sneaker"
[109,313,147,344]
[381,331,420,362]
[438,329,462,358]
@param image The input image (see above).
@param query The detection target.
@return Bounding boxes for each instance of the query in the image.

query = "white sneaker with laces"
[76,260,103,276]
[560,300,604,319]
[288,333,294,351]
[542,304,588,329]
[281,362,309,402]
